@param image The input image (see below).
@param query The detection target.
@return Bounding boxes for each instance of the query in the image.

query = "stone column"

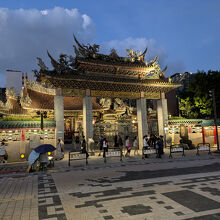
[54,88,64,144]
[137,96,148,149]
[157,92,168,136]
[83,89,93,146]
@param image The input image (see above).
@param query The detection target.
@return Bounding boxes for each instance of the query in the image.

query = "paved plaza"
[0,150,220,220]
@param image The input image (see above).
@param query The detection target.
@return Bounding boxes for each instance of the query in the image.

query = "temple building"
[0,37,182,154]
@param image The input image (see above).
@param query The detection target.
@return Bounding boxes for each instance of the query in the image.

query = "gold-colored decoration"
[20,88,32,107]
[0,101,5,109]
[6,88,17,100]
[91,90,140,99]
[143,92,160,99]
[25,79,56,95]
[62,88,85,97]
[5,100,13,109]
[99,98,112,108]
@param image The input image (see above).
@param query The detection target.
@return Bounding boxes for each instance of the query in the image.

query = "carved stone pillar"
[83,89,93,146]
[137,96,148,149]
[54,88,64,144]
[157,92,168,136]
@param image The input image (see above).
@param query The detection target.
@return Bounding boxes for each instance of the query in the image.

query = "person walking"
[103,138,108,158]
[81,138,89,158]
[0,141,7,163]
[125,136,131,157]
[98,136,104,156]
[133,136,139,155]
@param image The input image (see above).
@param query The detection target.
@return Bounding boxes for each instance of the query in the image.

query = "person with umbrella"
[26,144,56,173]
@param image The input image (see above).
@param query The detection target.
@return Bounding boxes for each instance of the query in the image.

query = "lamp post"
[211,89,219,152]
[36,111,47,130]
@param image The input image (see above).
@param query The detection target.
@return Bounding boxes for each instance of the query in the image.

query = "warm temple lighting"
[48,152,51,155]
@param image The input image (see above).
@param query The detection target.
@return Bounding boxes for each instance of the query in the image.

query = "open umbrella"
[28,150,40,165]
[34,144,56,154]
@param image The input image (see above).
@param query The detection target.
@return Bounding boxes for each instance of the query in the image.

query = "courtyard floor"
[0,149,220,219]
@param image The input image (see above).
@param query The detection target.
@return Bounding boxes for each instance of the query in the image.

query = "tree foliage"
[178,70,220,119]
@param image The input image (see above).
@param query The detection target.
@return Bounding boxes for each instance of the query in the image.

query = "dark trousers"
[103,148,108,158]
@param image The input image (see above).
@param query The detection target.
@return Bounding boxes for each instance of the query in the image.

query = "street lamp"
[209,89,219,152]
[36,111,47,130]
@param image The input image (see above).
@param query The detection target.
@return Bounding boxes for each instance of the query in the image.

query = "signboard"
[143,149,157,155]
[171,147,183,153]
[70,153,87,160]
[198,146,209,151]
[106,151,121,157]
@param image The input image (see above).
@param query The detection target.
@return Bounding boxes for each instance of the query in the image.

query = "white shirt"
[125,139,130,147]
[143,138,148,147]
[103,141,108,148]
[0,144,6,156]
[133,139,138,147]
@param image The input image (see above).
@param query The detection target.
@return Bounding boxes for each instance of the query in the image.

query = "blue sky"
[0,0,220,86]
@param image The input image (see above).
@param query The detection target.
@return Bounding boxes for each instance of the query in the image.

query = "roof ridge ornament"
[126,48,147,63]
[25,79,56,95]
[6,88,18,100]
[37,57,48,70]
[20,88,32,107]
[159,65,168,80]
[73,35,100,58]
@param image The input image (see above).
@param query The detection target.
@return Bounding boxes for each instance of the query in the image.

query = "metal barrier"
[169,145,185,158]
[142,148,158,159]
[196,143,211,156]
[104,147,122,163]
[68,151,88,166]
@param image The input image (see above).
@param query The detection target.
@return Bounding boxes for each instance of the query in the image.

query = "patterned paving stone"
[163,190,220,212]
[2,155,220,220]
[121,204,152,215]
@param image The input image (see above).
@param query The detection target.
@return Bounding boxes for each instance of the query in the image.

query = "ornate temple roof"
[37,37,181,99]
[0,88,28,116]
[0,80,103,116]
[21,80,103,111]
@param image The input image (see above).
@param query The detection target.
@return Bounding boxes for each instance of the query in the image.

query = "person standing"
[118,135,123,151]
[156,136,163,158]
[133,136,139,155]
[143,136,149,149]
[143,135,149,158]
[55,139,64,160]
[75,135,80,151]
[0,141,6,163]
[114,135,119,148]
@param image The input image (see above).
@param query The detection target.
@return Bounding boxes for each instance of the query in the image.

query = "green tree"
[178,70,220,119]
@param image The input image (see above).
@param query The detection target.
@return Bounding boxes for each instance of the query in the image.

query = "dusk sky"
[0,0,220,87]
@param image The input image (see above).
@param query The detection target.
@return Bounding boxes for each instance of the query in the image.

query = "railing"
[169,145,185,158]
[68,151,88,166]
[142,148,158,159]
[104,147,122,163]
[196,143,211,156]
